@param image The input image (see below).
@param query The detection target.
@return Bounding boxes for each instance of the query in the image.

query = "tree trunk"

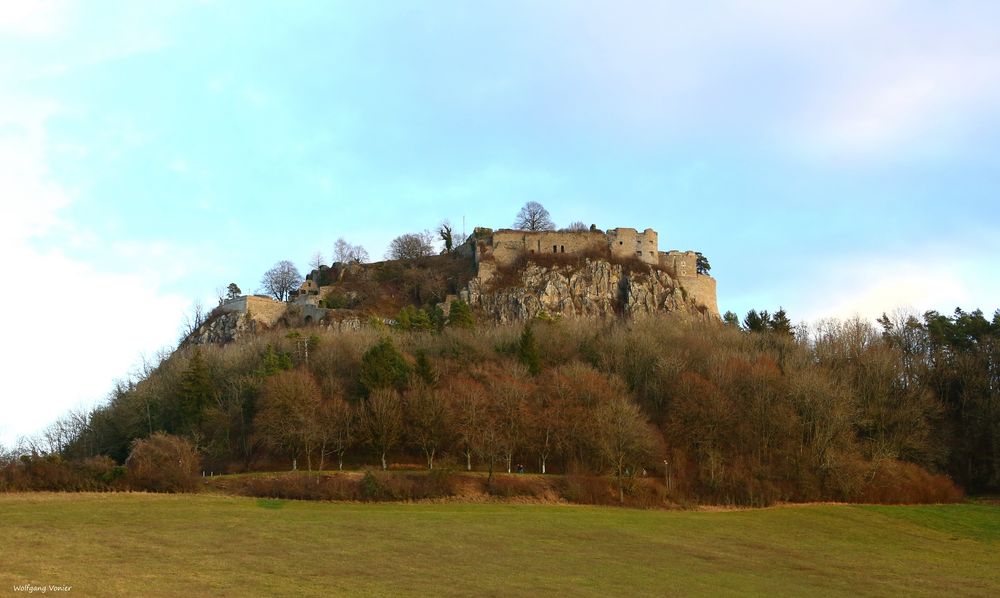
[465,450,472,471]
[540,456,546,475]
[381,452,388,471]
[506,453,512,474]
[338,453,344,471]
[426,448,435,470]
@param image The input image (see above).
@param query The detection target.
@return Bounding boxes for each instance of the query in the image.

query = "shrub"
[125,433,200,493]
[359,337,411,393]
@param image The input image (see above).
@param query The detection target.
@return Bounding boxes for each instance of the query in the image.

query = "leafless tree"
[386,230,436,260]
[595,396,660,503]
[563,221,588,232]
[254,370,322,470]
[334,238,369,264]
[361,389,404,470]
[513,201,555,231]
[405,384,452,469]
[317,394,355,471]
[309,251,325,272]
[259,260,303,301]
[180,300,207,340]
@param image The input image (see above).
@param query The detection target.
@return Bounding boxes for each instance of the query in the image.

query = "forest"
[4,306,998,506]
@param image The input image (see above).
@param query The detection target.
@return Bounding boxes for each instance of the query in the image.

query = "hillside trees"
[260,260,303,301]
[254,370,322,470]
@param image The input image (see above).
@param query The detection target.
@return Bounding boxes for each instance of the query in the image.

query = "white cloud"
[795,248,1000,324]
[0,93,189,446]
[0,0,71,36]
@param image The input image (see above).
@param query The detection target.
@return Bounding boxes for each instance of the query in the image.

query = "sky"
[2,0,1000,445]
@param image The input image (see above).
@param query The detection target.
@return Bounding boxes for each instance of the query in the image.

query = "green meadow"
[1,494,997,597]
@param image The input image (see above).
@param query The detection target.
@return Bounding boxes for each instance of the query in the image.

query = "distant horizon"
[3,1,999,444]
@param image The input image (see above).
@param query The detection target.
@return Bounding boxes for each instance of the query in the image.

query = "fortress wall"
[244,296,288,326]
[488,230,607,267]
[608,228,658,265]
[680,275,719,318]
[660,250,698,277]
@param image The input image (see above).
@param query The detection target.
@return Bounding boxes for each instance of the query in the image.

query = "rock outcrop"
[463,260,712,323]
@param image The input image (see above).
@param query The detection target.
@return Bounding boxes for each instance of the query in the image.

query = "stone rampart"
[219,295,288,327]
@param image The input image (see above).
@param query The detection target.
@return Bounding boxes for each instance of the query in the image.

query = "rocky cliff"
[463,260,716,323]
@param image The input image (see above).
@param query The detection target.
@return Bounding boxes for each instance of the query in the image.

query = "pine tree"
[448,300,475,329]
[360,338,411,394]
[178,348,214,433]
[517,325,541,375]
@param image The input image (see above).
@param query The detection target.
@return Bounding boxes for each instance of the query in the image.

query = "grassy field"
[1,494,998,597]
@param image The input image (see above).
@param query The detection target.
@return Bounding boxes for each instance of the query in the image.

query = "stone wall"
[478,228,660,269]
[483,229,608,267]
[608,228,659,265]
[659,250,698,277]
[678,274,719,318]
[219,295,288,327]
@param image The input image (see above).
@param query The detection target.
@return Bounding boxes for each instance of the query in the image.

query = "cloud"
[0,0,70,37]
[794,247,1000,324]
[0,93,189,446]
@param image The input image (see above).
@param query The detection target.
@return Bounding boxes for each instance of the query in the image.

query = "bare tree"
[334,238,369,264]
[180,300,207,340]
[405,384,452,470]
[595,396,660,503]
[254,370,322,470]
[386,231,436,260]
[513,201,555,231]
[260,260,302,301]
[309,251,325,272]
[317,394,355,471]
[361,389,404,470]
[563,221,588,232]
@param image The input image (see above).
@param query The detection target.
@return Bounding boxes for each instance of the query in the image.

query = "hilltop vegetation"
[9,306,998,506]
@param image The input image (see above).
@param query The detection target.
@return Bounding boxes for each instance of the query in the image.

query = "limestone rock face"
[463,260,708,323]
[187,312,256,346]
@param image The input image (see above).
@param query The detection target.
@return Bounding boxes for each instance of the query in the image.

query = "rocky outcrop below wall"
[187,311,257,345]
[463,260,716,323]
[185,306,368,346]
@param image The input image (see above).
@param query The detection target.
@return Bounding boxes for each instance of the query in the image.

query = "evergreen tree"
[360,338,411,394]
[769,308,793,336]
[517,325,541,375]
[695,252,711,275]
[414,350,438,386]
[447,300,475,329]
[178,348,214,433]
[722,311,740,327]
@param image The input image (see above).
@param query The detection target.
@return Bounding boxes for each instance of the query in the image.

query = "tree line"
[10,305,993,504]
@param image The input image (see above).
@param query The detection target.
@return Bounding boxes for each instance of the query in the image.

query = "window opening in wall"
[637,251,642,257]
[560,245,565,253]
[553,245,558,253]
[619,241,623,245]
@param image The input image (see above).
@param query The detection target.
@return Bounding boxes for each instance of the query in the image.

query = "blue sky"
[2,1,1000,444]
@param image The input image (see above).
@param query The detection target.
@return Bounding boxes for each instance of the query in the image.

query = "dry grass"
[1,493,997,597]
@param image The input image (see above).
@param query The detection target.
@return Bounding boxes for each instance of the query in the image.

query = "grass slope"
[1,494,997,597]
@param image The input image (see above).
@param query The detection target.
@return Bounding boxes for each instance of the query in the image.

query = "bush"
[125,433,200,493]
[485,475,548,499]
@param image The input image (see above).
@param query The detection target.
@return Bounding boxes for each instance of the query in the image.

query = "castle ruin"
[472,227,718,316]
